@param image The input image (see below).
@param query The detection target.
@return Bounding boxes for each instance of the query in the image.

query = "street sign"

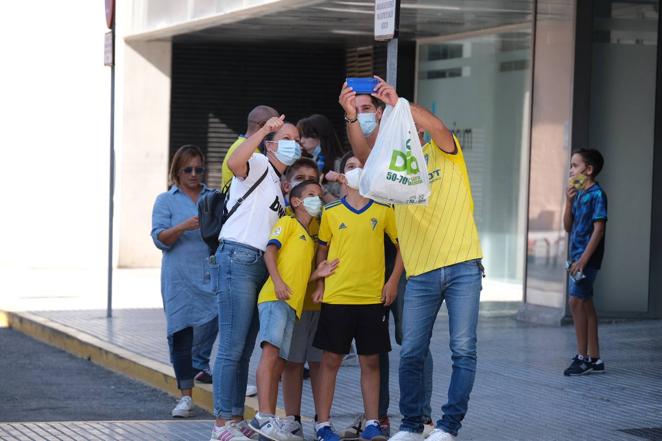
[105,0,115,28]
[374,0,397,41]
[104,31,114,66]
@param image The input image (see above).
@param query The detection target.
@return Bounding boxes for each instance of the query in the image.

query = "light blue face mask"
[275,139,302,166]
[358,113,378,136]
[312,144,322,159]
[302,196,322,217]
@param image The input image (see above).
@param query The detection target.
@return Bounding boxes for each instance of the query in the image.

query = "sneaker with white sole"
[339,414,364,440]
[246,385,258,397]
[249,414,291,441]
[279,416,304,441]
[426,429,456,441]
[236,420,260,440]
[171,396,193,418]
[389,430,425,441]
[359,421,387,441]
[210,422,252,441]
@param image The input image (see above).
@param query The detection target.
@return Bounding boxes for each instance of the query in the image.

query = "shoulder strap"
[226,168,270,219]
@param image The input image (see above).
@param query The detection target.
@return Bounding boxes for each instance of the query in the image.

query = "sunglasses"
[180,167,206,175]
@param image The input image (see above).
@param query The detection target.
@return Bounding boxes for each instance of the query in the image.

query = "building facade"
[113,0,662,322]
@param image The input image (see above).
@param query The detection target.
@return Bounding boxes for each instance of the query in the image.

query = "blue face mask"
[312,144,322,159]
[302,196,322,218]
[275,139,302,166]
[358,113,378,136]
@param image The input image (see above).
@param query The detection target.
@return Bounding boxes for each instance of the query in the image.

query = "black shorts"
[314,303,391,355]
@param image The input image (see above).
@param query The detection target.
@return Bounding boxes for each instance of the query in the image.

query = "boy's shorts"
[568,268,599,300]
[314,303,391,355]
[286,310,322,364]
[258,301,296,359]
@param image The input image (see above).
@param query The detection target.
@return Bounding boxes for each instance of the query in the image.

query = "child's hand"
[315,259,339,278]
[566,186,578,201]
[325,171,341,182]
[569,259,586,275]
[382,279,398,306]
[274,278,292,300]
[312,281,324,304]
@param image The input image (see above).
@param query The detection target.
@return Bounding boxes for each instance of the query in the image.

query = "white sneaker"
[422,424,435,438]
[389,431,425,441]
[236,420,260,440]
[246,384,258,397]
[279,416,304,441]
[210,422,252,441]
[171,396,193,418]
[249,415,292,441]
[426,429,456,441]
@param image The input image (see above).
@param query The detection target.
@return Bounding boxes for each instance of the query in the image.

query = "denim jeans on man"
[379,272,433,420]
[212,240,267,419]
[399,259,482,437]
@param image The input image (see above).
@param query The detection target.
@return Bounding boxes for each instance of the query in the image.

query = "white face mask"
[344,167,362,190]
[302,196,323,217]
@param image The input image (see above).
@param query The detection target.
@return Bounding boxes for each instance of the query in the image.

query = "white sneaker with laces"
[279,416,304,441]
[210,422,252,441]
[250,415,292,441]
[171,396,193,418]
[237,420,260,440]
[426,429,456,441]
[246,385,258,397]
[389,431,425,441]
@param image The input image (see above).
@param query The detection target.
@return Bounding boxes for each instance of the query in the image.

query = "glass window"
[416,29,533,302]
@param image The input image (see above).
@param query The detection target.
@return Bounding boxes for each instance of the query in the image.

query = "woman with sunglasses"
[151,144,218,418]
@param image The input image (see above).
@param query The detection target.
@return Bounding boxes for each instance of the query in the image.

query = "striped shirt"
[394,137,482,277]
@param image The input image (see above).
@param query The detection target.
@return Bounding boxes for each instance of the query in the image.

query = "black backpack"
[198,168,268,256]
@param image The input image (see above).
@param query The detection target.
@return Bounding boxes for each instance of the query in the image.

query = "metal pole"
[385,0,400,87]
[107,21,116,319]
[386,38,398,86]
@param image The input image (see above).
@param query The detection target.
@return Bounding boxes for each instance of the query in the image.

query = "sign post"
[105,0,116,319]
[374,0,401,86]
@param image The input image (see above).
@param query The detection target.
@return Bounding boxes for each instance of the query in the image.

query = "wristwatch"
[344,114,358,124]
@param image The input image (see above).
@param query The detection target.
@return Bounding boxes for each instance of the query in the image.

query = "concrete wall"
[116,40,172,268]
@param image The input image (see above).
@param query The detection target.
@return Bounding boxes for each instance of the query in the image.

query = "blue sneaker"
[317,425,341,441]
[360,422,387,441]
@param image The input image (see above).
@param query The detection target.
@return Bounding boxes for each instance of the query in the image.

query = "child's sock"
[365,419,380,427]
[315,421,332,432]
[590,357,603,364]
[256,412,275,423]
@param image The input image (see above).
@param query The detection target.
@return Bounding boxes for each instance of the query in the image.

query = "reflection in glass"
[416,29,533,302]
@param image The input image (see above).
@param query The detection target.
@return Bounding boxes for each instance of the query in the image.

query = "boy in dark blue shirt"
[562,148,607,376]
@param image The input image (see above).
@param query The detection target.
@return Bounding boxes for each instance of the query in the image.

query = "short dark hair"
[573,148,605,177]
[357,94,385,110]
[339,151,362,173]
[169,144,204,186]
[290,179,320,201]
[286,158,320,181]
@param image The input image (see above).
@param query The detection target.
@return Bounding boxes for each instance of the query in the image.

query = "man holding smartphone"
[339,77,483,441]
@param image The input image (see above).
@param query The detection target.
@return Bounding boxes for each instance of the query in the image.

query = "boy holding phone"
[563,149,608,376]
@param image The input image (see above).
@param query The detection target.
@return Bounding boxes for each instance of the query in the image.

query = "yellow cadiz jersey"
[258,216,316,317]
[285,205,322,312]
[394,137,482,277]
[318,198,397,305]
[221,136,249,188]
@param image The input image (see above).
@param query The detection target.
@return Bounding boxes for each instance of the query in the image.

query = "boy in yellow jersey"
[279,158,325,439]
[313,153,404,441]
[250,181,338,441]
[221,105,279,188]
[339,78,483,441]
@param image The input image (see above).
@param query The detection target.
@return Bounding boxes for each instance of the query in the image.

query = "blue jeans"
[379,273,433,419]
[399,260,482,436]
[212,240,267,419]
[192,317,218,372]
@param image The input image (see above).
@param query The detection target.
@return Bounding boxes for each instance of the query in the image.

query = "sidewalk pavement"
[1,268,662,440]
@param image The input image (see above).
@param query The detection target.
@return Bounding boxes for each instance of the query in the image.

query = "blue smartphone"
[347,77,379,94]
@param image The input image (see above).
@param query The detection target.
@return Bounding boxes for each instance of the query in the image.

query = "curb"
[0,310,259,418]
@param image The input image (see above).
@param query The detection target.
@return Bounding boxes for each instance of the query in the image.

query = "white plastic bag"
[359,98,430,204]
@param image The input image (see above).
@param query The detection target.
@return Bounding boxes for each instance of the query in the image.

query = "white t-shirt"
[219,153,285,251]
